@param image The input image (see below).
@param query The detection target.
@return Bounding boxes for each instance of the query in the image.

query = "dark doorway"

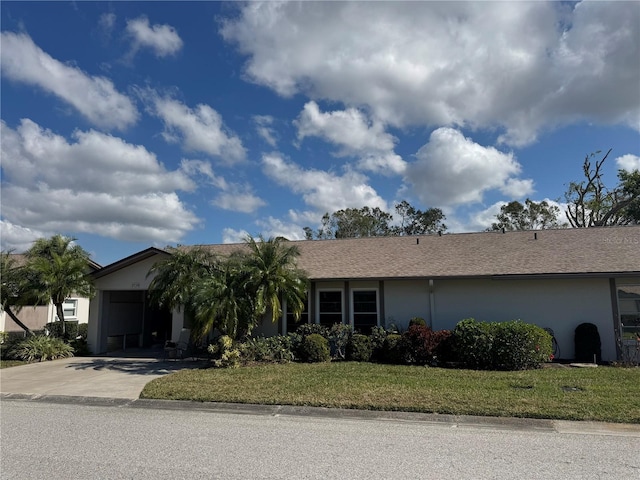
[143,295,172,347]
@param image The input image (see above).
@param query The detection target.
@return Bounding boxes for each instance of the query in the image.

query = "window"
[618,285,640,341]
[352,290,378,334]
[286,294,308,333]
[60,299,78,319]
[318,291,342,327]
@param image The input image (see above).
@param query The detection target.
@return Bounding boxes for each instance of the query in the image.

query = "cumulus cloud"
[262,153,387,214]
[126,16,183,58]
[616,154,640,172]
[0,32,138,130]
[144,92,246,163]
[1,119,199,245]
[405,128,533,207]
[221,1,639,146]
[254,115,278,147]
[294,101,406,175]
[255,217,306,241]
[0,221,50,253]
[222,227,249,244]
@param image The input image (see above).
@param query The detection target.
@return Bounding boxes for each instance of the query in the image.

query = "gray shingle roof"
[189,226,640,280]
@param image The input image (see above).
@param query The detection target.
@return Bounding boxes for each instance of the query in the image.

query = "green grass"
[141,362,640,423]
[0,359,30,368]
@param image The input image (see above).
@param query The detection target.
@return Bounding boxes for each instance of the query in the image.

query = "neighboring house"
[87,226,640,362]
[0,254,99,335]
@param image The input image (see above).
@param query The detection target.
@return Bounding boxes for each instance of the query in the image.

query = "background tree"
[25,235,95,338]
[304,201,446,239]
[0,251,34,335]
[490,199,566,231]
[565,149,640,227]
[392,200,447,235]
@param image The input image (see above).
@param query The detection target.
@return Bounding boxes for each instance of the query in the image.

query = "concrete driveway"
[0,356,204,400]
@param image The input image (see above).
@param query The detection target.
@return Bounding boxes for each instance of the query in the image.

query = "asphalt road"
[1,399,638,480]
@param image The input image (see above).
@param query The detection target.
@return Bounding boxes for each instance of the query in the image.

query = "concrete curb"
[3,392,639,436]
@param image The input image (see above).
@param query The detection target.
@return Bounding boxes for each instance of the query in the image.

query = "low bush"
[9,335,74,362]
[346,334,372,362]
[299,334,330,363]
[44,321,80,340]
[369,326,387,362]
[296,323,329,339]
[241,336,295,363]
[328,323,353,360]
[451,318,552,370]
[408,317,427,328]
[69,338,91,356]
[208,335,241,368]
[402,325,452,366]
[77,323,88,340]
[382,333,405,364]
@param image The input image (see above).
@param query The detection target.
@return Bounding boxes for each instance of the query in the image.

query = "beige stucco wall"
[430,277,616,361]
[1,297,89,333]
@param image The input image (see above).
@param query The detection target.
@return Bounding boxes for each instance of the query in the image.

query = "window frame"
[350,288,379,332]
[617,284,640,344]
[317,289,344,327]
[60,298,78,320]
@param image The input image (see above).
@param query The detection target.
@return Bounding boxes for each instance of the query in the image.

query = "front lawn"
[141,362,640,423]
[0,360,30,369]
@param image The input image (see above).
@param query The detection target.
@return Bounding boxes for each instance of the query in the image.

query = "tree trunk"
[3,307,34,336]
[55,303,67,338]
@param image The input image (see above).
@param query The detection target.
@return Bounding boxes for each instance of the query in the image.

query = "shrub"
[451,318,552,370]
[69,338,91,356]
[369,326,387,362]
[451,318,495,369]
[9,335,74,362]
[408,317,427,328]
[299,333,330,363]
[77,323,88,340]
[296,323,329,339]
[382,333,406,364]
[492,321,552,370]
[208,335,241,368]
[328,323,353,360]
[241,336,295,363]
[346,334,373,362]
[574,322,602,363]
[402,325,452,366]
[44,321,80,340]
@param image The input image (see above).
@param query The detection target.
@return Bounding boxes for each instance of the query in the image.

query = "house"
[0,254,99,335]
[87,226,640,362]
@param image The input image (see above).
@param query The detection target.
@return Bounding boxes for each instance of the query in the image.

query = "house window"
[318,290,343,327]
[60,299,78,320]
[618,285,640,342]
[286,294,308,333]
[352,290,378,334]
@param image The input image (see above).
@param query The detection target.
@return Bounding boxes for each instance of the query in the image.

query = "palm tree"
[0,251,34,335]
[25,235,95,337]
[241,235,308,331]
[147,247,219,314]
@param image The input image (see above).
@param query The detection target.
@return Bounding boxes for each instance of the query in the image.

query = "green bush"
[69,338,91,356]
[408,317,427,328]
[451,318,552,370]
[328,323,353,360]
[382,333,406,364]
[208,335,241,368]
[77,323,88,340]
[44,321,80,340]
[9,335,74,362]
[300,334,331,363]
[369,326,387,362]
[241,336,295,363]
[296,323,329,339]
[346,334,373,362]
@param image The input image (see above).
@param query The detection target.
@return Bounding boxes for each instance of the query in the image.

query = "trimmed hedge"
[452,318,552,370]
[402,325,452,366]
[382,333,405,364]
[300,334,331,363]
[346,334,373,362]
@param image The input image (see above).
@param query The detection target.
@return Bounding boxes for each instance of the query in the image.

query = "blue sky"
[1,1,639,266]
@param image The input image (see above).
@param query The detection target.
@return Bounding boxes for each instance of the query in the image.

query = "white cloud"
[255,217,306,241]
[0,221,50,253]
[616,154,640,173]
[126,16,183,58]
[222,227,249,244]
[221,1,639,146]
[144,92,246,163]
[0,32,138,130]
[180,159,265,214]
[294,101,406,175]
[405,128,533,207]
[98,13,116,39]
[262,153,387,214]
[1,119,199,244]
[254,115,278,147]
